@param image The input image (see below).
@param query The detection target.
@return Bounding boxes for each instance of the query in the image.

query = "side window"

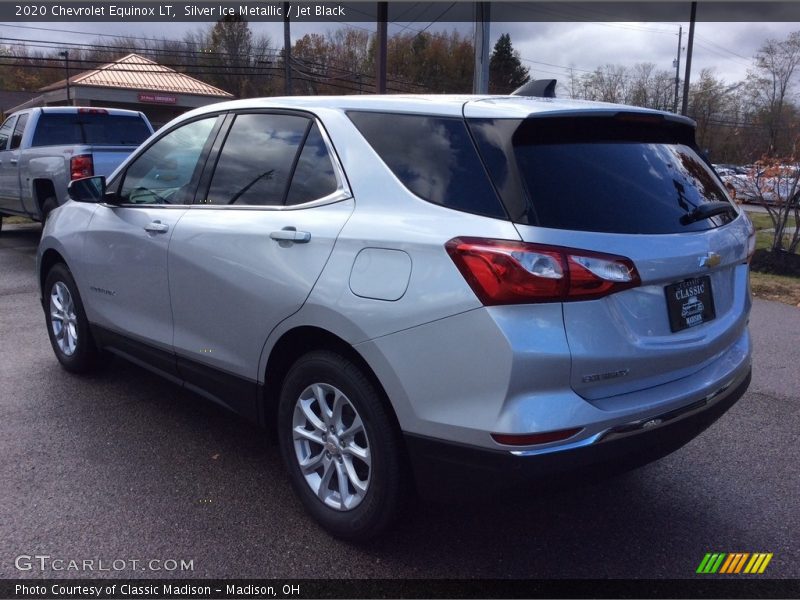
[286,123,339,205]
[0,116,16,150]
[203,113,309,206]
[348,111,505,219]
[119,117,216,205]
[10,113,28,149]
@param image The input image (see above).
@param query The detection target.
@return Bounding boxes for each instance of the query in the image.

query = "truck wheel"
[43,263,104,373]
[277,350,404,541]
[41,197,57,223]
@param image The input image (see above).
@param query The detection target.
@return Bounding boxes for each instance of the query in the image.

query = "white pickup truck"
[0,106,153,231]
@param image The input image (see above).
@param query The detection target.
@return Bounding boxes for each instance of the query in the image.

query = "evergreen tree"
[489,33,529,94]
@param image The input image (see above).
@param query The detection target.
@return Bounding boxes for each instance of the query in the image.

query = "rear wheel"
[44,263,104,373]
[277,350,404,540]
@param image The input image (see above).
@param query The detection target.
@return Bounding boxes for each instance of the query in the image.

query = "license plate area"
[665,276,716,332]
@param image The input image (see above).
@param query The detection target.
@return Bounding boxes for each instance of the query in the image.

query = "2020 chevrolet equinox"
[38,95,753,539]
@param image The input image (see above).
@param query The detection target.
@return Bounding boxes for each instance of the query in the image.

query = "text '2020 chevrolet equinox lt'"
[38,94,754,540]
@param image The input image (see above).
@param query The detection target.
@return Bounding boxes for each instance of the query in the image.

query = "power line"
[415,2,458,36]
[0,23,193,44]
[1,49,431,93]
[0,34,271,61]
[695,33,753,62]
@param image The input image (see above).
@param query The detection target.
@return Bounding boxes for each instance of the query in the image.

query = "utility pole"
[472,2,491,93]
[681,1,697,116]
[376,2,387,93]
[283,2,292,95]
[673,26,682,114]
[59,50,70,105]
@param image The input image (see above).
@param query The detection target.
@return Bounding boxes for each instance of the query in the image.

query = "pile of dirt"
[750,248,800,277]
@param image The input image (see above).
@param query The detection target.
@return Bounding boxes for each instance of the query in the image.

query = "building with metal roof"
[7,54,233,128]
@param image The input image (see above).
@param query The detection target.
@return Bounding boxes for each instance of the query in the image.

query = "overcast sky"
[2,16,799,89]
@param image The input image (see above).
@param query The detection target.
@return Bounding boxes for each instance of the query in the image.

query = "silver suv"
[38,95,754,540]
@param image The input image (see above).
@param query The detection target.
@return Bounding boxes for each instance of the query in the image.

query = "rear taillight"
[445,237,640,305]
[70,154,94,181]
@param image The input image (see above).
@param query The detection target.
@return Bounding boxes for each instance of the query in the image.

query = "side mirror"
[68,176,106,203]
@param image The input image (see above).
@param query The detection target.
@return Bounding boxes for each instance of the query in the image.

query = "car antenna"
[511,79,557,98]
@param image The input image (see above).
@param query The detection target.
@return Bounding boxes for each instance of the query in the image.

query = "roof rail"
[511,79,557,98]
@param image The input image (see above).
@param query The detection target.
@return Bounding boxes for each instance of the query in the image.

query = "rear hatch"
[466,109,753,400]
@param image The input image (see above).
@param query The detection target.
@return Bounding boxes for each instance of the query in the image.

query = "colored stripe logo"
[697,552,773,574]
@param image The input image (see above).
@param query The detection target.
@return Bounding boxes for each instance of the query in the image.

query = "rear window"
[348,111,505,219]
[32,113,151,147]
[470,116,735,234]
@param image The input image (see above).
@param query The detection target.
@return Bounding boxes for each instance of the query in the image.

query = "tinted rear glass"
[205,113,309,206]
[32,113,151,147]
[286,123,339,205]
[348,111,505,219]
[471,116,735,234]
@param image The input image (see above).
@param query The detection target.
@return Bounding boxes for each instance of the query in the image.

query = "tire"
[41,196,57,223]
[43,263,104,373]
[277,350,404,541]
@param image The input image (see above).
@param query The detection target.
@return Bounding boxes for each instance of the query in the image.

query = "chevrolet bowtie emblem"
[700,252,722,268]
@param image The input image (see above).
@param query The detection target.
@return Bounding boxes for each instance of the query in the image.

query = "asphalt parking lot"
[1,223,798,580]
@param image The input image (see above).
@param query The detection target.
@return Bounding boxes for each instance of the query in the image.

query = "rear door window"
[285,123,339,205]
[203,113,309,206]
[471,115,735,234]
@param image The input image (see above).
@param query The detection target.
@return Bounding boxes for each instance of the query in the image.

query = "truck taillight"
[445,237,641,305]
[77,108,108,114]
[70,154,94,180]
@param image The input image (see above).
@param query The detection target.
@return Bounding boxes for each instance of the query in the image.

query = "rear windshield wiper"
[680,201,736,226]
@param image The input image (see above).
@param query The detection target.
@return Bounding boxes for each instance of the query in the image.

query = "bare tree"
[746,31,800,156]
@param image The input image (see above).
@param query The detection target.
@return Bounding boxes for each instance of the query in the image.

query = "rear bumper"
[405,368,751,499]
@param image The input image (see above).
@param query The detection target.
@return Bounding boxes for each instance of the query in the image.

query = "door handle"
[9,159,17,165]
[270,227,311,244]
[144,220,169,234]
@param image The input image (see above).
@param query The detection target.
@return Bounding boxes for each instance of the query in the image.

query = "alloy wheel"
[50,281,78,356]
[291,382,372,511]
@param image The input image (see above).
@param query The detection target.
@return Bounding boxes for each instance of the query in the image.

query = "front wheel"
[43,263,104,373]
[277,351,404,541]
